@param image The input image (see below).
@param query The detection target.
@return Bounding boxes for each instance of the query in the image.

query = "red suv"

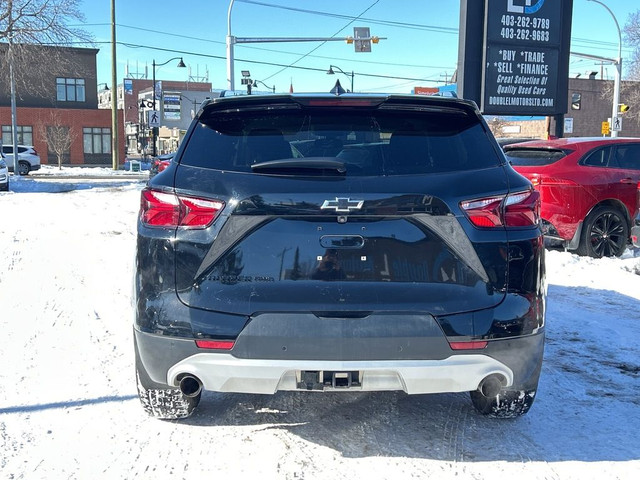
[505,137,640,257]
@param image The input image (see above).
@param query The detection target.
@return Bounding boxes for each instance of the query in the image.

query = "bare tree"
[40,111,75,169]
[487,117,507,137]
[601,80,640,126]
[624,10,640,81]
[0,0,93,94]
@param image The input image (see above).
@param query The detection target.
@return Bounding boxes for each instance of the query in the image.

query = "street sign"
[611,116,622,132]
[353,27,371,52]
[564,117,573,134]
[148,110,160,128]
[601,121,610,136]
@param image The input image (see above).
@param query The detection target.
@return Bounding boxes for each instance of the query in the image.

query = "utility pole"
[111,0,119,169]
[8,5,20,175]
[9,41,19,174]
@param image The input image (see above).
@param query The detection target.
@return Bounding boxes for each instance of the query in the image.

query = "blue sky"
[79,0,638,94]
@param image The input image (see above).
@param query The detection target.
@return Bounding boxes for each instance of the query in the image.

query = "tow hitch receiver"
[298,371,361,390]
[332,372,352,388]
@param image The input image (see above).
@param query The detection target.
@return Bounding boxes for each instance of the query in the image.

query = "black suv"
[134,94,545,419]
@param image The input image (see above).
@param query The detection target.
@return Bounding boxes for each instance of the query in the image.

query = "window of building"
[2,125,33,145]
[83,127,111,154]
[571,92,581,110]
[57,78,86,102]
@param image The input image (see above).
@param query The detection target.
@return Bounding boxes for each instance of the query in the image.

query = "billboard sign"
[124,79,133,95]
[414,87,440,96]
[162,92,181,121]
[481,0,572,115]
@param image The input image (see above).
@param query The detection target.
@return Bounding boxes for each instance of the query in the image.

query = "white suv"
[0,153,8,191]
[2,145,41,175]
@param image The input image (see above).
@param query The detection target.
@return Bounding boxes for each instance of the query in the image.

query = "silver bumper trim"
[167,354,514,395]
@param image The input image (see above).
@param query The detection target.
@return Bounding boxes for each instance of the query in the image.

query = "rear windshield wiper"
[250,157,346,175]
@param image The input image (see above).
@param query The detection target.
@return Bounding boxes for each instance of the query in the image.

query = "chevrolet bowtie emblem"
[321,197,364,213]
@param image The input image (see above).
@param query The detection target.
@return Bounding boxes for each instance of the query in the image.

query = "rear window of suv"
[180,103,501,176]
[505,148,568,166]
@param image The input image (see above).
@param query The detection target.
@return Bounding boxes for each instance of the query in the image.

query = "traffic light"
[619,104,630,113]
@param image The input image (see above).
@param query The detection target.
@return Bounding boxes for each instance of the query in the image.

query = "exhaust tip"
[479,374,505,398]
[179,375,202,398]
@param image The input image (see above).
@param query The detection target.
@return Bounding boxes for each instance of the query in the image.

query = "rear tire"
[470,388,537,418]
[470,348,542,418]
[135,342,200,419]
[575,206,628,258]
[18,161,30,176]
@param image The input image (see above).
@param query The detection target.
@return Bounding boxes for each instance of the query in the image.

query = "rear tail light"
[195,340,235,350]
[448,340,488,350]
[530,174,578,187]
[461,189,540,228]
[140,188,224,228]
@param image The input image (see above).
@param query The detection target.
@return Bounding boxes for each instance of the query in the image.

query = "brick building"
[0,44,125,166]
[98,78,212,155]
[550,77,640,138]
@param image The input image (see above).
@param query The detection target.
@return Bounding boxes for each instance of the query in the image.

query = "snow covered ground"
[1,168,639,480]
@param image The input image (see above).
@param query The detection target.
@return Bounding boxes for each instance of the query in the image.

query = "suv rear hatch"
[170,96,519,317]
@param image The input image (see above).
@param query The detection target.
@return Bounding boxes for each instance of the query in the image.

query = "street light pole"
[587,0,622,137]
[151,57,186,156]
[327,65,354,92]
[253,79,276,93]
[227,0,236,91]
[226,0,384,93]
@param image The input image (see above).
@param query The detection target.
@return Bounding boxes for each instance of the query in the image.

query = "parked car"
[0,153,8,191]
[496,137,539,149]
[632,215,640,249]
[2,145,41,175]
[149,152,174,178]
[134,93,546,420]
[505,137,640,257]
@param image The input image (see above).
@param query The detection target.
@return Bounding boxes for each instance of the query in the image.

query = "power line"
[234,0,459,34]
[261,0,381,82]
[72,21,629,52]
[109,23,451,71]
[113,41,445,84]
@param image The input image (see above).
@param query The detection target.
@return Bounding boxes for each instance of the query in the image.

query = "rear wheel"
[135,343,200,419]
[576,206,628,258]
[470,350,542,418]
[18,161,30,176]
[470,388,537,418]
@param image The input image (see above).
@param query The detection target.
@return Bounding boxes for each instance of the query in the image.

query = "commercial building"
[98,79,212,156]
[0,44,124,166]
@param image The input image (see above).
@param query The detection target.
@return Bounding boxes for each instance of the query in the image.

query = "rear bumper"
[167,353,514,395]
[632,220,640,248]
[134,328,544,395]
